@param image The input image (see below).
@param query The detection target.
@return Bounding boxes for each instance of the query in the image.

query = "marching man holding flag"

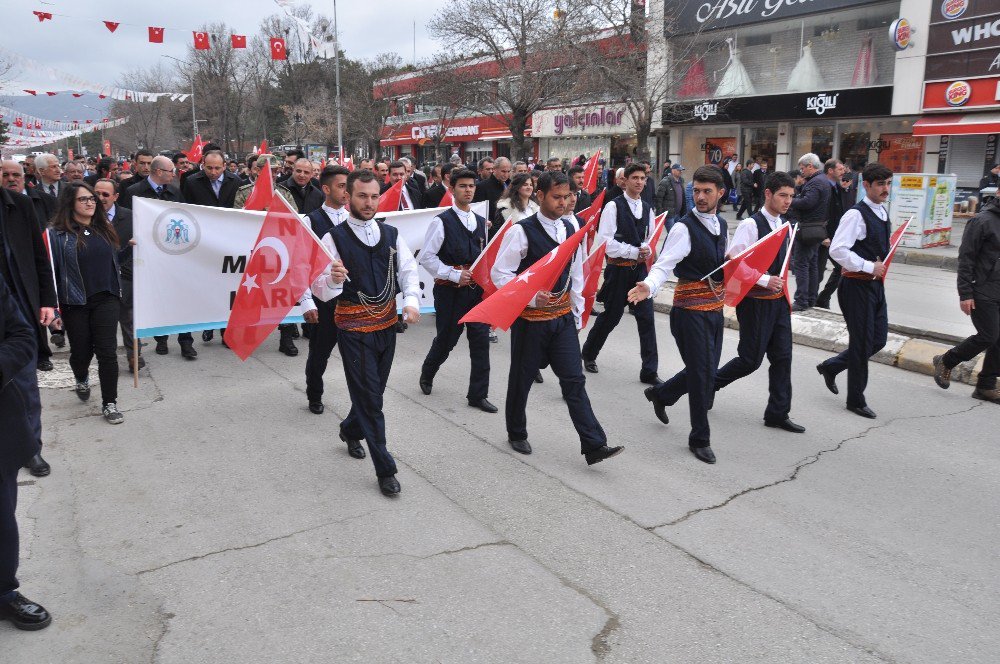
[816,163,897,419]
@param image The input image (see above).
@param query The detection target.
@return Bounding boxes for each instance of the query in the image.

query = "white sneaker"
[102,402,124,424]
[489,330,499,344]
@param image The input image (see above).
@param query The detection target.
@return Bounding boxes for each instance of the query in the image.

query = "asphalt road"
[9,312,998,663]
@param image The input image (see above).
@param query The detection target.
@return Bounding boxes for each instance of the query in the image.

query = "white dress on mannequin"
[715,38,756,97]
[787,42,825,92]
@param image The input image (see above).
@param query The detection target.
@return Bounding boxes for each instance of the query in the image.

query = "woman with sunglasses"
[49,182,125,424]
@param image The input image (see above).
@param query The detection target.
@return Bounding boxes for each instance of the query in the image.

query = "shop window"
[839,131,871,170]
[792,125,834,163]
[744,127,777,167]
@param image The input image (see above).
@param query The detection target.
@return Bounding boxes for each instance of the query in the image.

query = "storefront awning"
[913,114,1000,136]
[478,129,513,141]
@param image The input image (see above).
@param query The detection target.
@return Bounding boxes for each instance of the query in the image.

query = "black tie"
[48,184,55,197]
[156,185,164,199]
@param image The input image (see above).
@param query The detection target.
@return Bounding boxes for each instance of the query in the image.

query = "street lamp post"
[162,54,198,139]
[332,0,344,161]
[293,112,304,150]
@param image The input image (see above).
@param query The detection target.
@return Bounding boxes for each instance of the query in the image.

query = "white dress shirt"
[400,183,414,210]
[298,204,348,311]
[643,208,726,297]
[729,208,784,288]
[596,193,654,260]
[310,216,421,312]
[830,197,887,274]
[491,211,586,326]
[420,205,482,283]
[106,204,117,222]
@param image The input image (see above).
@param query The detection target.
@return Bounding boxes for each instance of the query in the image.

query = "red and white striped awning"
[913,113,1000,136]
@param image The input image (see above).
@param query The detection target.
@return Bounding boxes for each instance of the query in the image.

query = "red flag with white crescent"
[582,150,602,194]
[243,158,274,211]
[720,222,790,308]
[580,242,607,328]
[644,212,669,270]
[469,217,512,296]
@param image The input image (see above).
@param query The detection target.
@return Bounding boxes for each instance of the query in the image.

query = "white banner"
[133,199,485,338]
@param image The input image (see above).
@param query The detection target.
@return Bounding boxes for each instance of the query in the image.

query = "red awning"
[913,114,1000,136]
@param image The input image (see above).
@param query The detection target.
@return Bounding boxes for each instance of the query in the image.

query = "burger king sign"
[945,80,971,107]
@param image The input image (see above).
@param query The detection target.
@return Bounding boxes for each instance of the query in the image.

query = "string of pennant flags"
[0,106,125,132]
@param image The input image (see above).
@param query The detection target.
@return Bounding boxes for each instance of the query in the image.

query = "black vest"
[751,212,787,275]
[516,215,575,294]
[849,201,890,263]
[673,211,727,281]
[329,221,400,305]
[611,195,651,247]
[436,207,487,266]
[307,207,339,240]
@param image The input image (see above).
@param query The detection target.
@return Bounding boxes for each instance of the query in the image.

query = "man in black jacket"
[568,166,593,212]
[118,149,154,209]
[0,188,56,477]
[752,159,769,212]
[816,159,847,309]
[285,158,325,214]
[933,197,1000,403]
[84,158,119,186]
[180,152,240,209]
[424,165,446,208]
[1,161,55,231]
[473,156,510,222]
[788,153,831,311]
[95,179,141,374]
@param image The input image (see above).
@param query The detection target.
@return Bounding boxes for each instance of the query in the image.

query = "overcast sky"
[2,0,448,120]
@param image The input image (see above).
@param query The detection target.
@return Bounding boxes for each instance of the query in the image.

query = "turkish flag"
[149,27,164,43]
[577,188,605,253]
[343,157,354,172]
[187,135,204,163]
[377,179,403,212]
[14,118,23,128]
[34,121,42,129]
[231,34,247,49]
[439,188,454,207]
[881,216,912,279]
[23,90,37,96]
[644,212,669,270]
[460,214,598,331]
[243,159,274,211]
[103,140,112,156]
[33,11,52,22]
[721,222,790,308]
[98,94,107,99]
[193,31,210,50]
[270,37,287,60]
[582,150,602,194]
[580,242,608,328]
[469,217,513,296]
[224,193,332,360]
[258,138,268,154]
[104,21,119,33]
[72,93,84,98]
[45,92,57,97]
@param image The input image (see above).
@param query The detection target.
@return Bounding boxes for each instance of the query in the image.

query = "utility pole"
[333,0,344,161]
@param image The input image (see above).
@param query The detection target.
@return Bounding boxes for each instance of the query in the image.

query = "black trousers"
[305,298,338,403]
[35,323,51,361]
[153,332,193,344]
[820,278,888,409]
[62,292,121,406]
[506,313,606,451]
[816,245,841,307]
[714,297,792,423]
[0,464,19,599]
[736,193,754,218]
[421,284,490,401]
[119,278,137,357]
[653,307,723,448]
[943,297,1000,390]
[792,239,821,307]
[338,326,398,478]
[582,264,658,377]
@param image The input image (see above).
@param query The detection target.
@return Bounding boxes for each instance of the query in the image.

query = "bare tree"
[108,64,185,152]
[343,53,406,159]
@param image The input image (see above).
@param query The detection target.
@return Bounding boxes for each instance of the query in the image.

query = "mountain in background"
[1,92,112,122]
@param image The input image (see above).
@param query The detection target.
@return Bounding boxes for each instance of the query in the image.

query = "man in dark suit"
[84,157,119,186]
[33,153,64,199]
[1,161,55,231]
[94,178,141,373]
[180,152,239,209]
[118,149,155,209]
[387,161,424,210]
[424,165,446,208]
[752,159,769,212]
[285,158,325,214]
[473,156,510,221]
[568,166,593,212]
[0,188,57,477]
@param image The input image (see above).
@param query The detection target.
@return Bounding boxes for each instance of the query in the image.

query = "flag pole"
[133,336,139,388]
[778,223,797,279]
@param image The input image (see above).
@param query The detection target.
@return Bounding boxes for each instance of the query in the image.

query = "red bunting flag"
[33,11,53,22]
[148,27,164,43]
[193,31,210,50]
[23,90,37,96]
[231,34,247,49]
[45,92,57,97]
[270,37,287,60]
[98,94,107,99]
[377,179,403,212]
[881,216,912,278]
[460,214,598,331]
[644,212,669,270]
[720,222,790,308]
[104,21,120,33]
[582,150,602,194]
[13,118,23,128]
[469,217,513,296]
[580,241,607,328]
[72,93,84,98]
[224,193,332,361]
[243,157,274,211]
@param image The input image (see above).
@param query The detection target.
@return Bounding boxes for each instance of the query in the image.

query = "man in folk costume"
[816,163,894,419]
[581,163,660,384]
[714,171,805,433]
[418,169,496,413]
[310,170,422,496]
[491,172,623,465]
[628,167,729,464]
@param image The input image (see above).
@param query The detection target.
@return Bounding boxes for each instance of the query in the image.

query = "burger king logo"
[941,0,968,20]
[889,18,911,51]
[945,80,971,107]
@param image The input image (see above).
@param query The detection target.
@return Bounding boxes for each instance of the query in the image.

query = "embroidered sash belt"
[334,300,397,333]
[519,291,572,322]
[673,278,725,312]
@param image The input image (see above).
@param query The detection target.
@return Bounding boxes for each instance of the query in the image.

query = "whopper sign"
[924,1,1000,87]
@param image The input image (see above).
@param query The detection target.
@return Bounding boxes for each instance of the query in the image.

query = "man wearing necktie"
[582,163,660,384]
[181,152,238,209]
[418,169,496,413]
[33,154,62,200]
[816,163,894,419]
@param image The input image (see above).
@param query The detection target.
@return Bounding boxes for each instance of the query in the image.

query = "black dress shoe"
[0,592,52,630]
[644,386,669,424]
[816,363,838,395]
[179,343,198,359]
[278,340,298,357]
[395,319,408,334]
[534,370,544,384]
[585,445,624,465]
[25,453,50,477]
[791,304,810,313]
[689,445,717,464]
[639,373,662,385]
[814,300,830,310]
[308,401,324,415]
[202,330,214,342]
[155,339,169,355]
[765,418,806,433]
[583,359,598,373]
[50,331,65,348]
[340,432,366,459]
[290,324,300,339]
[848,405,877,419]
[508,438,532,455]
[419,375,432,395]
[36,359,54,371]
[378,475,401,496]
[468,398,498,413]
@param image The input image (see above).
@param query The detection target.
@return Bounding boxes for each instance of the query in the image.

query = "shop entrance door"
[744,127,777,167]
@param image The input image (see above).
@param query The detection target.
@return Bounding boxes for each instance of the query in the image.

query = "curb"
[895,250,959,272]
[649,294,984,387]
